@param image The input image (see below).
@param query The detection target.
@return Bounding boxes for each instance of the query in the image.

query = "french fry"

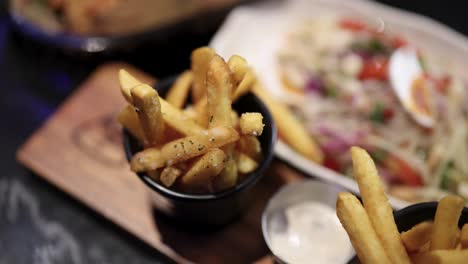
[131,126,239,172]
[191,47,215,102]
[419,241,431,253]
[410,249,468,264]
[206,55,238,190]
[239,112,264,136]
[461,224,468,249]
[232,69,256,101]
[166,71,193,109]
[181,148,225,188]
[336,192,392,264]
[213,145,238,190]
[119,69,142,103]
[430,195,464,250]
[401,221,433,252]
[237,152,258,174]
[194,99,209,128]
[206,55,234,128]
[227,55,248,85]
[160,166,183,187]
[350,147,411,264]
[131,148,163,172]
[160,99,203,136]
[131,84,165,146]
[118,104,144,142]
[231,110,239,128]
[238,135,262,162]
[183,106,198,121]
[252,82,323,163]
[227,55,257,100]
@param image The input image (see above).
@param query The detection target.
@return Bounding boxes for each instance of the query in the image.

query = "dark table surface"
[1,1,466,263]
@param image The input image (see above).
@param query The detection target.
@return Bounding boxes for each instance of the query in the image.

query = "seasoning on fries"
[118,49,266,193]
[337,146,467,264]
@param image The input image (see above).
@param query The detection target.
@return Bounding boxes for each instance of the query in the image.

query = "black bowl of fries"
[122,54,276,225]
[394,201,468,233]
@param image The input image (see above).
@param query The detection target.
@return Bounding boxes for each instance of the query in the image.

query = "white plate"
[210,0,468,209]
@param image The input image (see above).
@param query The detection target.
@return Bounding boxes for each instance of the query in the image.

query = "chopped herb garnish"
[369,103,385,124]
[440,161,455,190]
[209,115,214,123]
[325,85,338,98]
[198,145,205,151]
[371,150,387,163]
[189,140,194,145]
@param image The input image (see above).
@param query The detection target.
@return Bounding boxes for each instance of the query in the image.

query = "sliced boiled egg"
[389,47,434,127]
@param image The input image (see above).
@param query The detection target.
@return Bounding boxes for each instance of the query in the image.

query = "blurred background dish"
[9,0,252,53]
[211,0,468,208]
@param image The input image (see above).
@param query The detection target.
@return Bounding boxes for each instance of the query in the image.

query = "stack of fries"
[337,147,468,264]
[118,48,266,193]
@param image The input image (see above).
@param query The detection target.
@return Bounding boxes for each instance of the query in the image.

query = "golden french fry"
[239,112,264,136]
[237,152,258,174]
[191,47,215,102]
[350,147,411,264]
[419,241,431,253]
[227,55,248,85]
[206,55,238,190]
[131,126,239,172]
[252,82,323,163]
[411,249,468,264]
[131,148,164,172]
[401,221,433,252]
[181,148,225,188]
[231,110,239,128]
[160,99,203,136]
[194,99,209,128]
[119,69,142,103]
[461,224,468,249]
[238,135,262,162]
[206,55,234,128]
[166,71,193,109]
[183,106,198,120]
[160,166,183,187]
[431,195,464,250]
[227,56,255,100]
[118,104,144,142]
[232,69,256,101]
[131,84,165,146]
[213,146,238,191]
[336,192,391,264]
[161,126,239,166]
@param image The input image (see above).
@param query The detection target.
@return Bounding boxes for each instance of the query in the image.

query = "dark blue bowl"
[123,76,276,226]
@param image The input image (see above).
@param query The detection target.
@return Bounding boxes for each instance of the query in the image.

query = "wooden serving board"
[17,63,305,264]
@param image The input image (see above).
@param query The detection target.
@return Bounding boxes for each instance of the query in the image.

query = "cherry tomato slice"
[359,57,388,81]
[383,155,423,186]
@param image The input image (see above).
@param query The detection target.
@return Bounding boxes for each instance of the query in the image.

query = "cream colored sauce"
[269,201,353,264]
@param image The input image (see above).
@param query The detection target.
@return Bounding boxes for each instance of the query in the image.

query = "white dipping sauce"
[268,201,353,264]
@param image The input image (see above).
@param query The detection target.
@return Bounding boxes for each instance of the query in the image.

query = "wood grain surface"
[17,63,305,263]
